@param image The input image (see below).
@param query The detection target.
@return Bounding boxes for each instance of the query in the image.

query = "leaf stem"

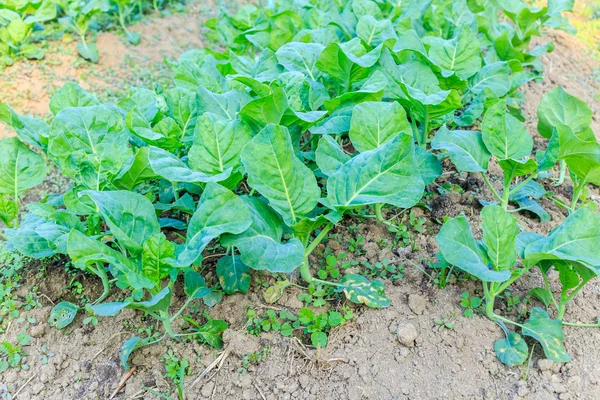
[562,320,600,328]
[304,222,334,257]
[481,174,503,203]
[570,178,586,213]
[374,203,393,226]
[161,311,177,338]
[542,272,560,311]
[508,173,538,198]
[169,296,195,323]
[495,264,534,295]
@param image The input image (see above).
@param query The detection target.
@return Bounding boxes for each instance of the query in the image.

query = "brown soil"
[2,5,600,400]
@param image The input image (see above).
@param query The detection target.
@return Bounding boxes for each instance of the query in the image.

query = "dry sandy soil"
[1,3,600,400]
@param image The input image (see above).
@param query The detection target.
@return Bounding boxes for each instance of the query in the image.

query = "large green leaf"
[48,82,99,115]
[0,103,50,150]
[241,124,320,225]
[537,87,592,138]
[557,125,600,185]
[524,208,600,274]
[348,101,411,152]
[481,100,532,160]
[221,196,305,273]
[197,87,251,119]
[82,190,160,255]
[481,205,518,270]
[164,88,198,143]
[467,61,512,97]
[148,146,231,183]
[431,127,490,173]
[113,147,157,191]
[276,42,324,81]
[142,233,176,283]
[239,88,288,133]
[315,38,382,86]
[425,27,481,80]
[67,230,155,290]
[436,215,510,282]
[126,108,180,151]
[321,133,424,209]
[178,183,252,266]
[0,137,46,196]
[216,254,251,294]
[522,308,571,363]
[184,270,212,299]
[315,135,351,176]
[48,105,131,188]
[188,113,251,175]
[356,15,397,47]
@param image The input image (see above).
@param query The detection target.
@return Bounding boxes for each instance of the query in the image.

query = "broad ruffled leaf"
[216,255,251,294]
[164,88,198,143]
[414,147,442,185]
[356,15,397,47]
[425,27,481,80]
[148,146,231,183]
[178,183,252,266]
[189,113,251,175]
[128,287,172,313]
[197,87,251,119]
[431,127,491,173]
[276,42,324,80]
[48,82,99,115]
[142,233,176,283]
[241,124,320,225]
[316,38,382,85]
[239,88,288,133]
[315,135,351,176]
[322,133,424,209]
[113,147,157,190]
[537,87,592,138]
[193,320,228,349]
[557,125,600,185]
[0,103,49,150]
[481,205,518,270]
[436,215,511,282]
[468,62,512,97]
[0,137,46,196]
[349,101,411,152]
[221,196,305,273]
[48,105,131,188]
[481,100,532,160]
[67,230,155,290]
[82,190,161,255]
[184,270,212,299]
[522,308,571,363]
[524,208,600,274]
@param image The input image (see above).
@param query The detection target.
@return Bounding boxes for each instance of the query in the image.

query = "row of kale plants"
[0,0,598,368]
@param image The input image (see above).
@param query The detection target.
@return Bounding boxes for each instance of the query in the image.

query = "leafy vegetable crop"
[0,0,590,370]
